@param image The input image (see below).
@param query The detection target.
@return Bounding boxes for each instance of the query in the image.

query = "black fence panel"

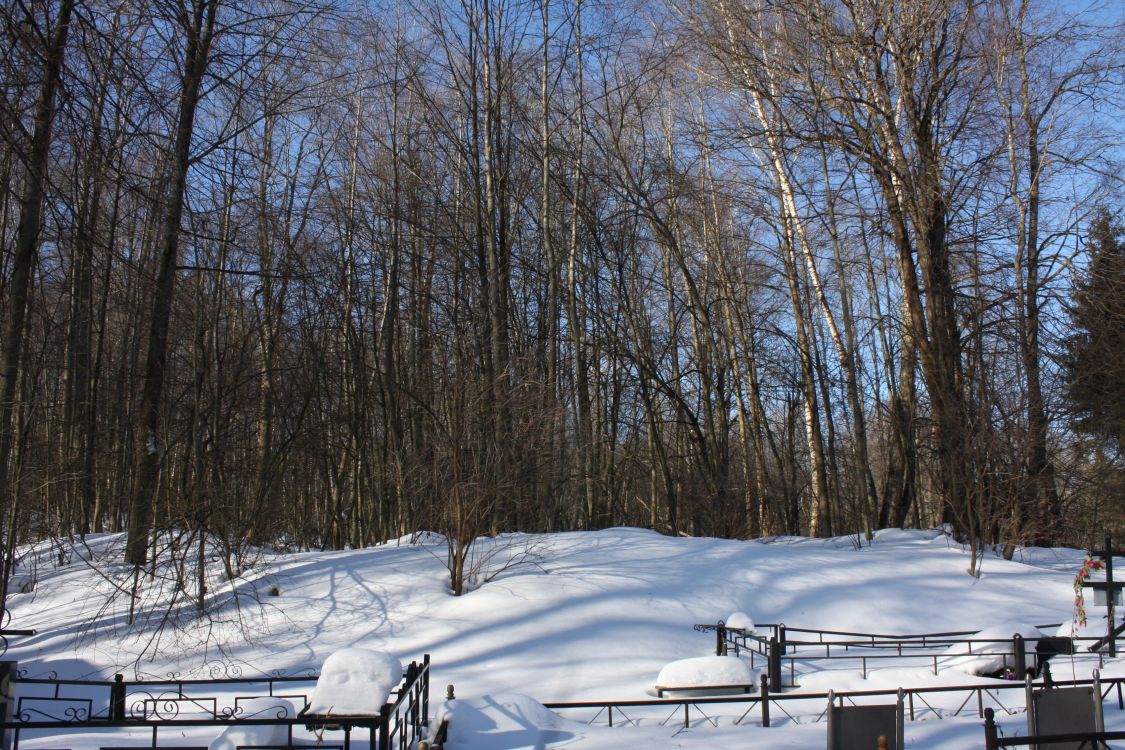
[695,622,1121,690]
[1,656,430,750]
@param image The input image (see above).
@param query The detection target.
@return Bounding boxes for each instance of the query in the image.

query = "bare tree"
[0,0,76,611]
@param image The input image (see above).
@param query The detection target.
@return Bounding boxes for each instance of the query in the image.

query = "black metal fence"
[544,674,1125,733]
[0,609,35,661]
[14,669,321,723]
[1,655,431,750]
[697,622,1116,691]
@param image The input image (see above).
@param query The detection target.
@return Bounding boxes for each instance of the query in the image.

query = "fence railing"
[544,674,1125,732]
[0,609,35,660]
[14,670,323,723]
[697,622,1116,691]
[1,655,430,750]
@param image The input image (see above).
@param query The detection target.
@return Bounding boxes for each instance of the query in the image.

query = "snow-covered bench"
[654,656,757,698]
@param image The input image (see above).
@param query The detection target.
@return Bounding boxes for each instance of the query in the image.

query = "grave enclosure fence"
[0,656,431,750]
[544,672,1125,736]
[698,622,1118,691]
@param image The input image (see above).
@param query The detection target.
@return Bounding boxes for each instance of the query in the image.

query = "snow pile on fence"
[726,611,756,632]
[307,648,402,715]
[940,624,1042,676]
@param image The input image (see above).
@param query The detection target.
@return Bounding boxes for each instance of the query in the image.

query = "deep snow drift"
[5,527,1121,749]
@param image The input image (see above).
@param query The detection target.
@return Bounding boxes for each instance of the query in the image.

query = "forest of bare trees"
[1,0,1123,599]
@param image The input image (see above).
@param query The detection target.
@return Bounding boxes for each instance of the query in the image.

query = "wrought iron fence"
[14,671,322,723]
[1,655,430,750]
[697,622,1116,690]
[544,674,1125,733]
[0,609,36,660]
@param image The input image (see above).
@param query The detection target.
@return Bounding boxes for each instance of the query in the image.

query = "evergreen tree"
[1066,209,1125,452]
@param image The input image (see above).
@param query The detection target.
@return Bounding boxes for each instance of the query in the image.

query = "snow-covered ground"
[5,527,1122,749]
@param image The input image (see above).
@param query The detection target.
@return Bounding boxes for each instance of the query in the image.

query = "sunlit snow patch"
[306,648,402,715]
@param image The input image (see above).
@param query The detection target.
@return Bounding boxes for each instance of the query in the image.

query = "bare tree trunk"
[995,0,1080,551]
[0,0,76,608]
[781,221,832,537]
[566,0,595,528]
[126,0,220,568]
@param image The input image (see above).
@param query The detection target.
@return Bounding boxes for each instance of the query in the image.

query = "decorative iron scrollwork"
[268,667,318,679]
[129,691,193,720]
[15,667,58,680]
[204,661,245,679]
[63,706,90,722]
[17,700,91,723]
[128,692,161,720]
[224,702,295,720]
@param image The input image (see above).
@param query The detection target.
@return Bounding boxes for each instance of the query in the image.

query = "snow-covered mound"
[209,723,287,750]
[940,624,1042,676]
[306,648,401,715]
[655,655,757,696]
[441,693,574,749]
[209,698,297,750]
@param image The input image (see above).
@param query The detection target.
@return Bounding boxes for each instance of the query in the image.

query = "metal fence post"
[984,707,998,750]
[1013,633,1026,677]
[759,673,769,728]
[0,661,15,750]
[111,673,126,722]
[716,622,726,656]
[377,703,391,750]
[1105,534,1116,658]
[422,654,431,726]
[1094,669,1105,737]
[896,689,905,750]
[406,662,419,740]
[778,623,787,656]
[825,690,835,746]
[768,636,781,692]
